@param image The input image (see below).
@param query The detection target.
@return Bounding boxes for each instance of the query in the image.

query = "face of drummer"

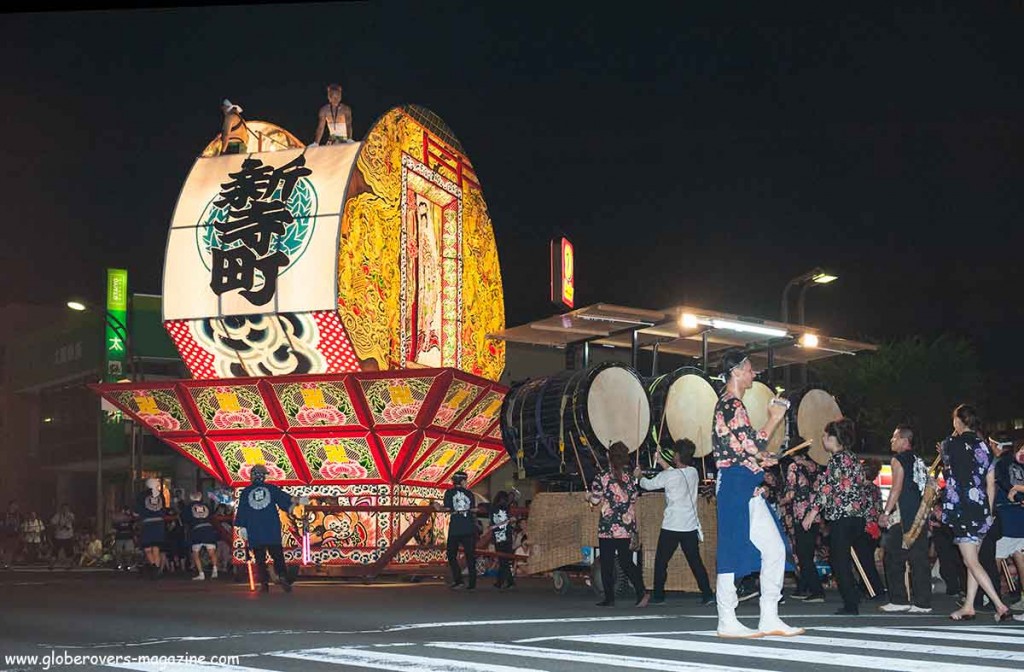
[730,358,755,392]
[889,428,910,453]
[823,432,843,455]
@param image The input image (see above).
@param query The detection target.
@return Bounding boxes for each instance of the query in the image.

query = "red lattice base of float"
[91,368,507,571]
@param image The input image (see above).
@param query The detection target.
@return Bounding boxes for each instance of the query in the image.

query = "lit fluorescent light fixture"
[680,313,699,329]
[812,272,838,284]
[707,318,788,338]
[800,333,820,348]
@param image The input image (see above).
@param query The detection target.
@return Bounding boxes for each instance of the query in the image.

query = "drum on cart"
[781,385,843,465]
[501,362,651,483]
[741,380,786,454]
[642,366,720,469]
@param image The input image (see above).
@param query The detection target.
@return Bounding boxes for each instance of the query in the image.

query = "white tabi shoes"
[757,603,805,637]
[716,612,763,639]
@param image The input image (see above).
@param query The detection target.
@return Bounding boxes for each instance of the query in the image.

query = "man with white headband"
[233,464,308,593]
[712,348,803,638]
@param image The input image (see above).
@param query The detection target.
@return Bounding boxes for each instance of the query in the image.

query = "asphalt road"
[1,568,1023,671]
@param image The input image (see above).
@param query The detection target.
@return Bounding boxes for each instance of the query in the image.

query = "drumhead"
[742,381,785,453]
[586,365,650,452]
[796,388,842,465]
[663,372,719,458]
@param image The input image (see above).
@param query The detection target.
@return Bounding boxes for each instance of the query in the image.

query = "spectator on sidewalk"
[49,503,75,570]
[111,505,136,570]
[20,511,44,564]
[2,500,23,568]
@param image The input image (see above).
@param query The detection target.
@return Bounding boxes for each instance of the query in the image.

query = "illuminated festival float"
[92,106,508,573]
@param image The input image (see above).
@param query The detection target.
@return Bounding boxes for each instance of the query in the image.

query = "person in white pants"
[711,349,804,638]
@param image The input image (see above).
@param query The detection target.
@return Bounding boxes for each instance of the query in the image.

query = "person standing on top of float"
[136,479,169,579]
[712,348,803,638]
[183,491,220,581]
[435,470,478,590]
[638,438,714,606]
[219,100,248,155]
[234,464,308,593]
[311,83,353,146]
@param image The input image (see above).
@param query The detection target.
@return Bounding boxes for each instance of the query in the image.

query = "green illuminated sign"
[105,268,128,382]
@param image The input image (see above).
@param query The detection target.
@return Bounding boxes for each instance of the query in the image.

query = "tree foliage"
[810,335,983,455]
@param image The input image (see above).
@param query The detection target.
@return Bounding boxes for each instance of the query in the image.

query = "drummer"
[637,438,714,605]
[712,348,803,638]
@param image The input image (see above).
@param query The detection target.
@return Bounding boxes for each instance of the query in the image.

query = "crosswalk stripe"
[562,634,997,671]
[429,641,765,672]
[915,625,1024,635]
[271,646,540,672]
[691,631,1023,662]
[820,626,1024,646]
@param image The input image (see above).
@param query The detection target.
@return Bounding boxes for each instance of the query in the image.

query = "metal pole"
[129,421,137,500]
[701,331,709,372]
[630,330,639,370]
[651,342,660,377]
[798,284,810,387]
[767,349,775,387]
[782,279,797,391]
[581,341,590,369]
[96,399,103,537]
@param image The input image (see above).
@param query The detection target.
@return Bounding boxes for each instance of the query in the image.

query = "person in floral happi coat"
[803,417,869,615]
[588,441,648,608]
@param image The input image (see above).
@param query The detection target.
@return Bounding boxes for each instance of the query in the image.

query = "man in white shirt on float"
[638,438,714,605]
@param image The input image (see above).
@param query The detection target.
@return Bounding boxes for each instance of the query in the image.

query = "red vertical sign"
[550,237,574,309]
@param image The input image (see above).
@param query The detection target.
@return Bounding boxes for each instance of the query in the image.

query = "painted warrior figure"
[413,196,442,365]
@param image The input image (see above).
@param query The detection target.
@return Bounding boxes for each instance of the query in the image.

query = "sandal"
[995,606,1013,623]
[949,608,976,621]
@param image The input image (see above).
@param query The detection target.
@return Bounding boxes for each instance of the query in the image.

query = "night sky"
[2,3,1022,376]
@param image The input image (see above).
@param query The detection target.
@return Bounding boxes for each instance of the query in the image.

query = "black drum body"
[501,362,651,484]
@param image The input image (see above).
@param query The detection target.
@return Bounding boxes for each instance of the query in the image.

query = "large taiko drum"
[643,367,720,468]
[501,362,651,482]
[742,380,786,454]
[782,386,843,465]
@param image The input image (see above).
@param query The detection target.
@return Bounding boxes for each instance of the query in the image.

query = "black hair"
[824,417,856,449]
[493,490,509,508]
[863,458,882,481]
[894,423,915,449]
[719,348,749,378]
[608,441,630,476]
[673,438,696,466]
[953,404,983,432]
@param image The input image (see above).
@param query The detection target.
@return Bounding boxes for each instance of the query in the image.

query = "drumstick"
[850,547,876,598]
[1001,558,1017,593]
[780,439,813,458]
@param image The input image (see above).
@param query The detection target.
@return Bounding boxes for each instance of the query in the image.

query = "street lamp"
[780,268,838,325]
[780,268,838,388]
[68,299,139,538]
